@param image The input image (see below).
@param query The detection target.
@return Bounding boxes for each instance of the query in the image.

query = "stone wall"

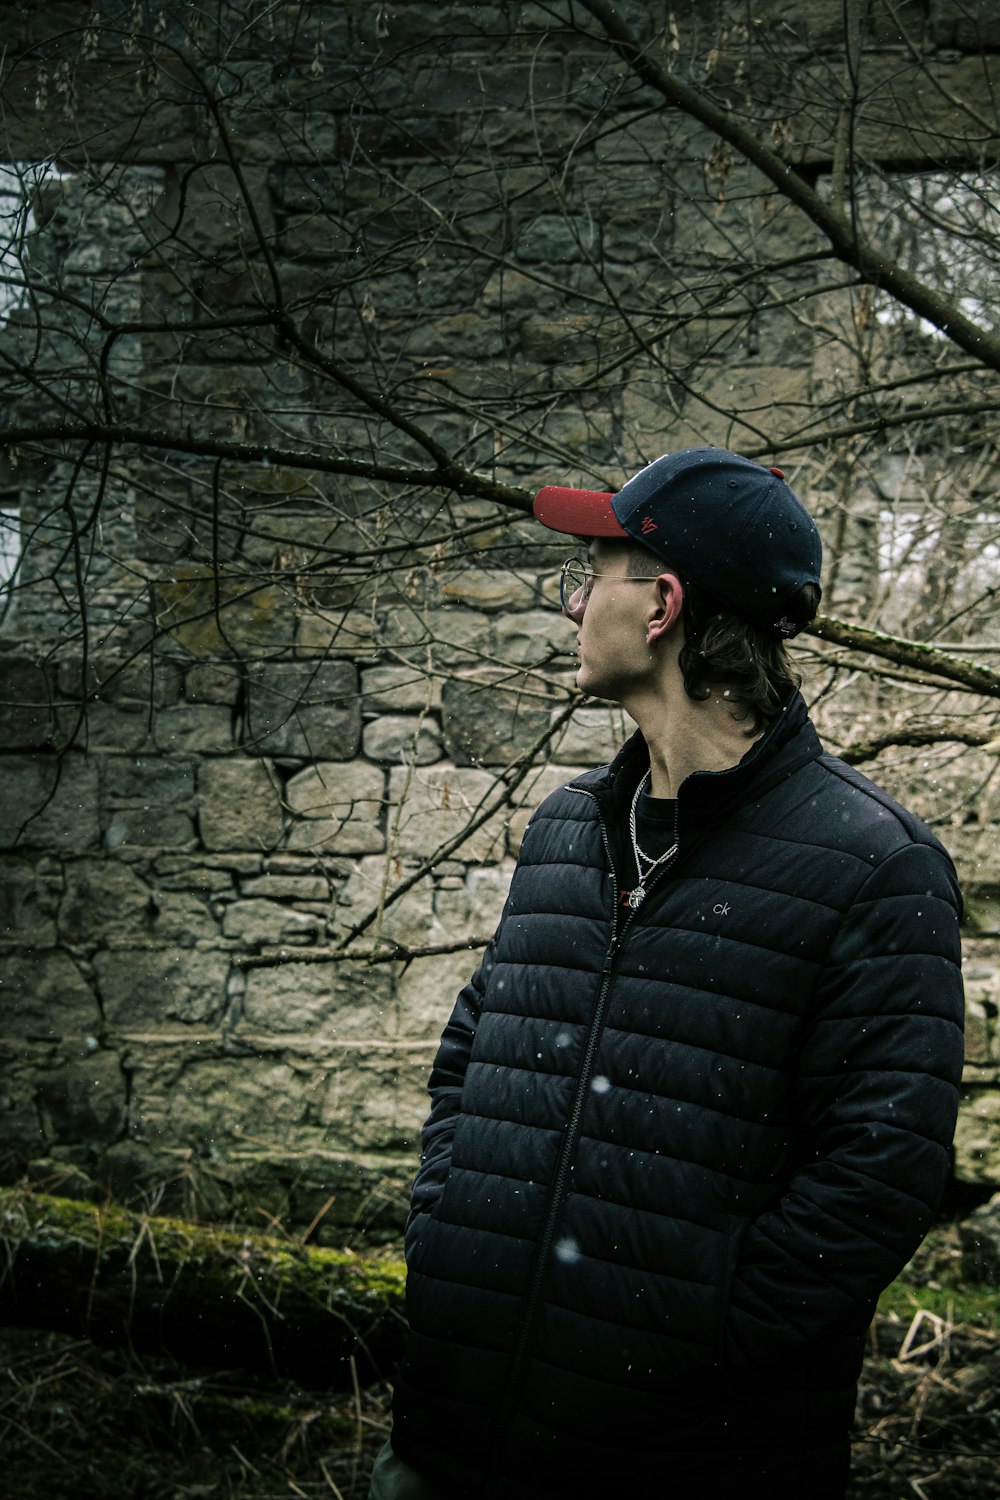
[1,1,999,1239]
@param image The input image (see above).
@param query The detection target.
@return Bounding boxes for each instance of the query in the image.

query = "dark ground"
[2,1226,998,1500]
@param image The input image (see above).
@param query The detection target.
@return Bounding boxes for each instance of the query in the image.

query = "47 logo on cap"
[640,516,658,535]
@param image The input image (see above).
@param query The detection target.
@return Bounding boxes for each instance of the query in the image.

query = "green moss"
[878,1278,1000,1330]
[0,1186,407,1380]
[3,1186,405,1287]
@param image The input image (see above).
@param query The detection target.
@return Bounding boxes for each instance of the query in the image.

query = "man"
[371,448,964,1499]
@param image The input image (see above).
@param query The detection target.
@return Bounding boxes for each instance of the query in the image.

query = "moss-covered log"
[0,1187,407,1384]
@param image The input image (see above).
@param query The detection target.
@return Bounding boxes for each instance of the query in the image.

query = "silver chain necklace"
[626,771,678,909]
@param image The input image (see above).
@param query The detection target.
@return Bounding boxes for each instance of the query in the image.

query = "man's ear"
[645,572,684,647]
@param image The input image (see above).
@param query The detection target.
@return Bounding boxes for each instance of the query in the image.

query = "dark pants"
[368,1442,445,1499]
[367,1437,849,1500]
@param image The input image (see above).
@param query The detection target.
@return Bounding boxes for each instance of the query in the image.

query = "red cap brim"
[532,485,626,538]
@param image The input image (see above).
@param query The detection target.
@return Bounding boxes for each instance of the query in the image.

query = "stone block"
[296,607,377,656]
[284,820,384,856]
[602,201,677,264]
[98,1136,233,1221]
[154,566,297,657]
[0,855,59,947]
[363,714,443,765]
[154,704,235,754]
[408,57,565,113]
[245,660,361,758]
[958,1192,1000,1283]
[494,608,570,668]
[284,762,386,854]
[0,1053,48,1166]
[198,759,284,852]
[745,0,922,47]
[516,214,601,264]
[549,705,633,765]
[379,606,493,663]
[697,363,812,447]
[395,949,480,1038]
[57,699,155,754]
[930,0,1000,48]
[961,892,1000,937]
[240,958,394,1040]
[96,947,230,1028]
[334,864,443,951]
[58,857,155,946]
[962,995,994,1069]
[101,756,199,852]
[519,314,604,365]
[103,806,198,850]
[961,943,1000,1062]
[101,753,199,849]
[282,1152,414,1242]
[409,312,506,359]
[141,891,220,947]
[55,653,183,708]
[36,1048,126,1148]
[184,663,243,703]
[222,899,324,947]
[355,3,505,50]
[436,567,538,613]
[954,1088,1000,1184]
[441,671,552,768]
[387,765,507,863]
[152,858,237,896]
[0,658,56,748]
[361,665,441,713]
[127,1053,319,1159]
[0,754,100,851]
[946,826,1000,892]
[480,267,555,312]
[242,873,336,902]
[434,866,513,942]
[318,1049,430,1152]
[23,1157,100,1203]
[1,950,100,1039]
[103,755,197,803]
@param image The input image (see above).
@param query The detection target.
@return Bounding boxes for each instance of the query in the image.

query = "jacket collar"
[572,689,823,837]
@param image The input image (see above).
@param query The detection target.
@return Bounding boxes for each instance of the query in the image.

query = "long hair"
[625,544,819,734]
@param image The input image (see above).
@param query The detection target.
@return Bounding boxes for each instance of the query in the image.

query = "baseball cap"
[533,447,822,638]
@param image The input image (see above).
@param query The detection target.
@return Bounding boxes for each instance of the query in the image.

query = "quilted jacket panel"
[393,694,964,1498]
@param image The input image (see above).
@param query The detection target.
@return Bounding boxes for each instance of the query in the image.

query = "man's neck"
[626,685,763,800]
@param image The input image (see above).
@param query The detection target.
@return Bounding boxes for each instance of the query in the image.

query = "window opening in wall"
[0,161,65,626]
[877,496,1000,641]
[0,160,67,322]
[1,163,38,324]
[849,170,1000,336]
[0,506,19,626]
[817,169,1000,641]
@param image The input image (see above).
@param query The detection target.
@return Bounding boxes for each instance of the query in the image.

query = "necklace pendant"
[627,885,645,909]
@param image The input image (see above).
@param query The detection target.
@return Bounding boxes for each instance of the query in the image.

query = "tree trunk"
[0,1187,407,1384]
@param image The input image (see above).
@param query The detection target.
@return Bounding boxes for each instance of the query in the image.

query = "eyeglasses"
[559,557,664,612]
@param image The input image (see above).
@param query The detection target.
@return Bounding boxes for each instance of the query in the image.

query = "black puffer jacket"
[393,694,964,1499]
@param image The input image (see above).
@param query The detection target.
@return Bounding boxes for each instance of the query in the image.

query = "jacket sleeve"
[722,839,965,1372]
[404,937,497,1259]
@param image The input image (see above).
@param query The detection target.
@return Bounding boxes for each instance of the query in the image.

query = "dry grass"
[2,1312,998,1500]
[2,1215,998,1500]
[0,1327,392,1500]
[850,1309,1000,1497]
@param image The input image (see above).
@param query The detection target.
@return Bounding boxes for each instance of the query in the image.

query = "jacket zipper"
[492,787,680,1452]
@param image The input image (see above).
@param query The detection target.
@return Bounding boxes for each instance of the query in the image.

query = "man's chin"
[576,667,614,701]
